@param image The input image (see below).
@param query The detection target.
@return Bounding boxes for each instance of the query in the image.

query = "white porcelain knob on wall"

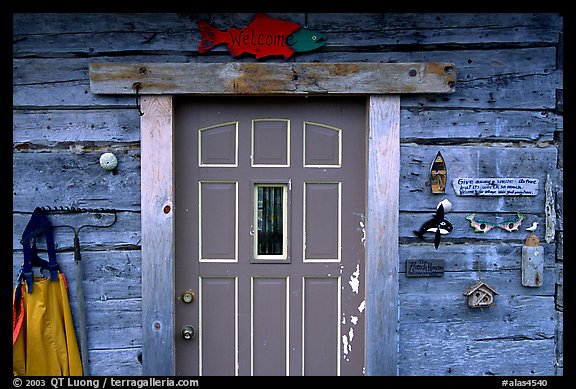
[99,152,118,171]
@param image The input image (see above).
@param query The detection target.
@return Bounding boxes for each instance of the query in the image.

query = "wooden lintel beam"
[89,62,456,95]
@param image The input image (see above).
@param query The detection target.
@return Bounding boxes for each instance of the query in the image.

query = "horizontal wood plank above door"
[89,62,456,95]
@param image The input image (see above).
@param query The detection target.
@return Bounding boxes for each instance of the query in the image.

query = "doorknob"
[181,290,195,304]
[181,325,197,341]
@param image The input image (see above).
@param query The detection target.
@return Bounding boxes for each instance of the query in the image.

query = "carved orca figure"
[414,203,453,249]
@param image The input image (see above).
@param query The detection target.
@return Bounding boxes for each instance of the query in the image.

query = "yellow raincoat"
[13,273,83,376]
[13,208,83,376]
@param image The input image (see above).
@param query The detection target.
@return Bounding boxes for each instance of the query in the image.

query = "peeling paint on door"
[342,334,349,357]
[342,322,356,361]
[349,263,360,294]
[354,212,366,248]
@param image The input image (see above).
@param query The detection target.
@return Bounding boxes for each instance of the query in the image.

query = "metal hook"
[133,82,144,116]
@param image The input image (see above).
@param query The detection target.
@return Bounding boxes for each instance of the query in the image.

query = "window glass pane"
[256,186,285,256]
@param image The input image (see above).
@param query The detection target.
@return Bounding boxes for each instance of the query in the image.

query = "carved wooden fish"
[465,213,496,233]
[498,213,526,232]
[286,28,326,53]
[198,13,326,59]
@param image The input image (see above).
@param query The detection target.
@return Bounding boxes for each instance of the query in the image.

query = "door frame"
[141,94,398,376]
[89,62,456,376]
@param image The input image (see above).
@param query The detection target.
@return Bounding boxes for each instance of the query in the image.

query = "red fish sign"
[198,13,326,59]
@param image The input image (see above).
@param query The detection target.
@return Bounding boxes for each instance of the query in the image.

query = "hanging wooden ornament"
[413,199,453,249]
[465,213,497,233]
[430,151,447,194]
[498,213,526,232]
[522,233,544,287]
[464,281,498,308]
[464,256,498,308]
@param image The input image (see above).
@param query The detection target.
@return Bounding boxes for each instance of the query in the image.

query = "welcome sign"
[197,13,326,59]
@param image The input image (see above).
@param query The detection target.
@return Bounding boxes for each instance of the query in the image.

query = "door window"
[254,184,288,260]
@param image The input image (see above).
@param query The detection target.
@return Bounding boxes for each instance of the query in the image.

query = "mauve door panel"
[199,277,237,376]
[199,122,238,166]
[199,182,237,261]
[251,277,288,375]
[175,97,366,376]
[303,277,340,375]
[304,182,341,261]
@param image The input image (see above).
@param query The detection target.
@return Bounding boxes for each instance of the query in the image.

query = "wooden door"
[174,97,366,376]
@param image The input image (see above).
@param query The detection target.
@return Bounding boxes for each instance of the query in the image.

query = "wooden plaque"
[452,178,539,196]
[406,259,444,277]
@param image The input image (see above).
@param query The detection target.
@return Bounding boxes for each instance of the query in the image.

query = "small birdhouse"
[463,280,498,308]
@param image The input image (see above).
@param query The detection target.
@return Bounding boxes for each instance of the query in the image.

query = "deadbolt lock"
[181,325,197,341]
[181,290,195,304]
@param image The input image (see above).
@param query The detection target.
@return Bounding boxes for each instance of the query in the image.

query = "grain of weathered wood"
[12,151,142,212]
[13,13,561,55]
[400,270,555,298]
[89,62,456,95]
[399,243,556,273]
[284,47,562,110]
[545,174,557,243]
[12,212,140,251]
[90,349,142,376]
[399,267,557,376]
[140,95,175,376]
[366,95,400,376]
[399,323,556,375]
[522,244,544,287]
[82,299,142,348]
[12,13,209,35]
[15,48,554,87]
[13,109,141,144]
[14,47,561,109]
[15,68,558,110]
[400,292,555,327]
[307,13,561,42]
[555,310,563,375]
[13,101,560,149]
[302,47,558,84]
[57,251,141,300]
[12,105,558,145]
[400,108,557,143]
[15,63,559,110]
[10,143,553,215]
[555,173,563,233]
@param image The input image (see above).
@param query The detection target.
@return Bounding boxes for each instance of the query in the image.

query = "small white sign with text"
[452,178,539,196]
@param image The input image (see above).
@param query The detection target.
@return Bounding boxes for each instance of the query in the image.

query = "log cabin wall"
[12,13,563,376]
